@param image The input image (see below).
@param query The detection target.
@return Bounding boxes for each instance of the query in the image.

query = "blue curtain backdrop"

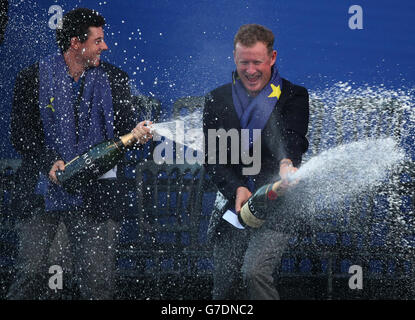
[0,0,414,158]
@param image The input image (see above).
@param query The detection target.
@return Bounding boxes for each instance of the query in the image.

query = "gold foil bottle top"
[120,132,136,147]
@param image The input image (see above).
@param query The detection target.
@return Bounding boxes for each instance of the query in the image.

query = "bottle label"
[239,199,265,228]
[82,152,100,175]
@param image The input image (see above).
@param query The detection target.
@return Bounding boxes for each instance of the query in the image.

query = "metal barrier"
[116,161,214,299]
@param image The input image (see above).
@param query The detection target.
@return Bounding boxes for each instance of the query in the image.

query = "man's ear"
[271,49,277,66]
[70,36,80,50]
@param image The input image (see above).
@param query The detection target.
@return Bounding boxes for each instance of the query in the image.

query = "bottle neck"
[271,180,283,192]
[119,132,136,148]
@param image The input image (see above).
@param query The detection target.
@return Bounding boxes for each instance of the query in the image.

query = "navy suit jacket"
[203,78,309,240]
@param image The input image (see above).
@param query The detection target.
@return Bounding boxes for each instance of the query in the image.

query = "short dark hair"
[56,8,105,53]
[234,24,274,54]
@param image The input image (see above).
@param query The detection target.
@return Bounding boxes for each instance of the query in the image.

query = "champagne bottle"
[56,133,136,194]
[238,179,290,228]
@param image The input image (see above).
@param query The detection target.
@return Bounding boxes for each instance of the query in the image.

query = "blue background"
[0,0,414,158]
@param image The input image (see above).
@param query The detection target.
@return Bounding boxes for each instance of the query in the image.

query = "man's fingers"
[285,170,300,187]
[235,198,243,212]
[235,187,252,213]
[235,194,242,212]
[235,198,249,213]
[49,172,56,182]
[49,161,65,184]
[132,121,154,144]
[49,169,58,183]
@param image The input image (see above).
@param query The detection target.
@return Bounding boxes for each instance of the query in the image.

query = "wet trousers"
[7,210,119,300]
[212,223,290,300]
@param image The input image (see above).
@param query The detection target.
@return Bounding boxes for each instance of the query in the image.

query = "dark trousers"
[212,223,290,300]
[7,210,120,300]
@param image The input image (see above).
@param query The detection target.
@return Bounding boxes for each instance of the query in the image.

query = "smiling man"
[8,8,152,299]
[57,17,108,82]
[234,40,276,97]
[203,24,309,299]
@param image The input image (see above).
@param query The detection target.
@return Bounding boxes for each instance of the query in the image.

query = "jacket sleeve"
[10,64,61,175]
[104,64,136,136]
[280,85,309,167]
[203,93,247,202]
[104,63,149,152]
